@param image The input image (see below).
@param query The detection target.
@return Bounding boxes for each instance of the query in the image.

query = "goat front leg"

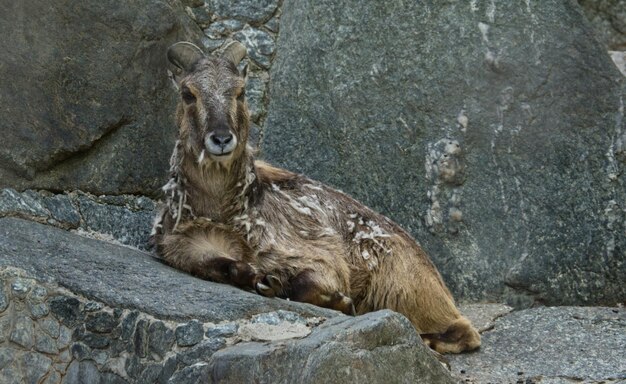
[159,229,262,291]
[285,270,356,315]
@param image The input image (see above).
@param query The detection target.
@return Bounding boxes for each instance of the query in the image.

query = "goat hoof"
[256,281,275,298]
[255,274,283,298]
[331,292,356,316]
[265,274,283,292]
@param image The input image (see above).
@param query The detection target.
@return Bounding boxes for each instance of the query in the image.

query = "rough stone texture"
[0,225,456,383]
[175,320,204,347]
[0,189,156,250]
[449,306,626,383]
[578,0,626,50]
[208,311,455,384]
[263,0,626,307]
[205,0,279,24]
[0,217,333,322]
[234,26,275,69]
[458,303,513,332]
[0,0,205,196]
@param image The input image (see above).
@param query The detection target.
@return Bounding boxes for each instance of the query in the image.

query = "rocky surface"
[449,306,626,383]
[578,0,626,50]
[263,0,626,307]
[0,0,206,196]
[0,189,156,250]
[0,217,456,383]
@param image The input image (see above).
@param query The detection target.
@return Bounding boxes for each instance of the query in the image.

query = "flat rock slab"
[0,217,334,322]
[449,306,626,383]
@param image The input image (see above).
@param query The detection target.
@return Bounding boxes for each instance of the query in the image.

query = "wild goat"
[152,41,481,353]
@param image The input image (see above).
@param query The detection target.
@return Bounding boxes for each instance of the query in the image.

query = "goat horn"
[221,41,247,65]
[167,42,205,73]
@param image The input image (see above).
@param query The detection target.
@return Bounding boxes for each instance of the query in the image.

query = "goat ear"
[167,42,205,73]
[221,41,247,66]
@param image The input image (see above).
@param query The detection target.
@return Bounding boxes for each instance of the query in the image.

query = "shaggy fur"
[153,42,481,353]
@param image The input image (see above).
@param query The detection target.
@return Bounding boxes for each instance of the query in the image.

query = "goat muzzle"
[205,132,238,157]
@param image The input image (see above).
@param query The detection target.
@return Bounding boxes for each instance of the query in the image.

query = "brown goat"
[152,41,481,354]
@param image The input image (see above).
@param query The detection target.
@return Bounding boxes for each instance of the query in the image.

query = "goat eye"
[181,87,196,104]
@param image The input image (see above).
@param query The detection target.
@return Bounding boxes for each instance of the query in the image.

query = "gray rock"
[459,303,513,333]
[29,285,48,302]
[177,338,226,367]
[40,194,81,228]
[70,342,91,361]
[578,0,626,50]
[0,317,11,342]
[0,282,8,313]
[175,320,204,347]
[84,301,104,312]
[251,310,307,325]
[138,363,162,384]
[449,306,626,383]
[0,347,17,370]
[0,189,50,220]
[0,360,22,384]
[208,310,456,384]
[0,218,336,322]
[63,360,101,384]
[265,14,280,33]
[263,0,626,306]
[86,311,118,333]
[39,318,60,338]
[82,332,111,349]
[49,296,83,327]
[148,321,175,359]
[57,326,72,349]
[206,0,278,24]
[158,356,178,384]
[200,37,226,52]
[168,362,211,384]
[29,302,50,319]
[134,318,149,358]
[10,315,35,349]
[0,0,204,196]
[125,355,145,380]
[246,76,268,122]
[11,277,34,298]
[35,329,59,354]
[42,369,62,384]
[21,351,52,384]
[204,19,245,39]
[187,5,212,28]
[234,26,275,68]
[77,194,155,250]
[205,323,238,339]
[120,311,139,341]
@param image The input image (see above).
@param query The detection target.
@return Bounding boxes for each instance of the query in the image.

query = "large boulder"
[0,0,204,196]
[0,217,456,383]
[262,0,626,306]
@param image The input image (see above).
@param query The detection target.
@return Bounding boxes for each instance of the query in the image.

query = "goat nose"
[211,133,233,147]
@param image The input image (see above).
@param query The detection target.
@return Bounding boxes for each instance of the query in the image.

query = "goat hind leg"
[421,316,481,354]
